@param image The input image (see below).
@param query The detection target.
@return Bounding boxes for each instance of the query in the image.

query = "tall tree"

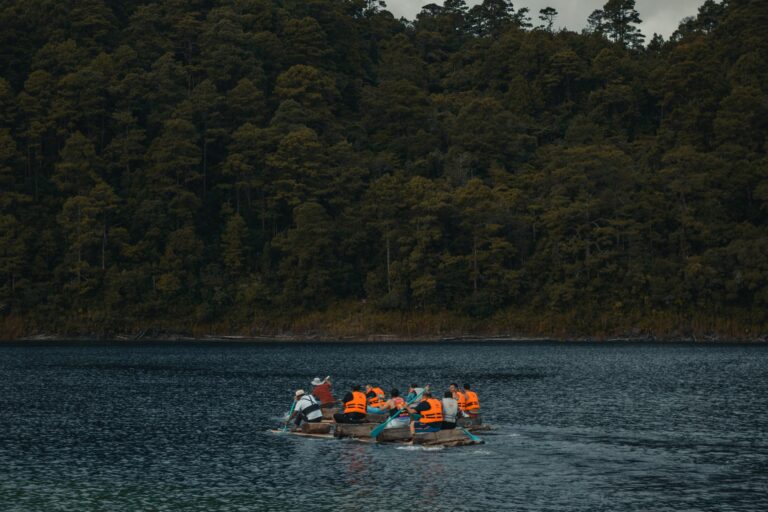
[590,0,645,48]
[538,7,558,32]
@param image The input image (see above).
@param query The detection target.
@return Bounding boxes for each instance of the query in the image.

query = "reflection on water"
[0,341,767,511]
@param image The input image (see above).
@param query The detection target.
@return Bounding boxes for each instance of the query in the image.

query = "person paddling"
[289,390,323,428]
[311,376,335,408]
[379,388,410,429]
[333,384,367,424]
[406,391,442,437]
[406,383,426,403]
[365,384,387,414]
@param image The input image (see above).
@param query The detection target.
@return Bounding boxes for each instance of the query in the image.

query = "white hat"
[311,377,324,386]
[295,389,305,397]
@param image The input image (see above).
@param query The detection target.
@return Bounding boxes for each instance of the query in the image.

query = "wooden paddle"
[370,388,426,438]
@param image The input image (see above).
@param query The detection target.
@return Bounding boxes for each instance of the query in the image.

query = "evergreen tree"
[538,7,558,32]
[1,0,765,336]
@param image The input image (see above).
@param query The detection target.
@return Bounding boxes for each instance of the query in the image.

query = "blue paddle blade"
[460,426,482,443]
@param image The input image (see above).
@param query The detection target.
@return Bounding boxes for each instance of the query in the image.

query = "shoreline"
[8,332,767,343]
[3,306,767,343]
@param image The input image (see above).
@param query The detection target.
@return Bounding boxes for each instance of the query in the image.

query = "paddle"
[281,399,297,432]
[459,425,482,443]
[370,387,426,438]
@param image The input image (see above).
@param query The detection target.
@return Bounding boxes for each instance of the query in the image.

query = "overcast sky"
[386,0,707,38]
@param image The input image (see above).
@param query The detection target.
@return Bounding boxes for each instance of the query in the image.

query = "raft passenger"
[406,383,426,403]
[365,384,387,414]
[311,376,335,408]
[463,383,481,418]
[290,389,323,428]
[381,388,410,429]
[441,390,458,430]
[406,391,442,435]
[333,385,367,424]
[450,383,467,417]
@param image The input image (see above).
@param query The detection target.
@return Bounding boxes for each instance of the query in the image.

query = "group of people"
[287,377,481,436]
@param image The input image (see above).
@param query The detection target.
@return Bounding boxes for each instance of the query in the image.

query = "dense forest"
[1,0,767,339]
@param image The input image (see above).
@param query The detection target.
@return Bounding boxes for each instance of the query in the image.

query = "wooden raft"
[301,422,332,434]
[413,429,483,446]
[366,413,387,423]
[334,423,378,439]
[376,427,411,442]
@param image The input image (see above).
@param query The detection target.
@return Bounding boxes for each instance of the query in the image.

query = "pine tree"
[538,7,558,32]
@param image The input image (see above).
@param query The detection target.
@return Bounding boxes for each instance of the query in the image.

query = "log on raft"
[413,429,483,446]
[375,427,411,442]
[334,423,379,439]
[301,422,332,434]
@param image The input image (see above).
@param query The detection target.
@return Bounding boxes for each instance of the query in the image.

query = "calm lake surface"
[1,341,767,511]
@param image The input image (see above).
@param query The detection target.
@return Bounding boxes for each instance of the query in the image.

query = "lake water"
[0,341,767,511]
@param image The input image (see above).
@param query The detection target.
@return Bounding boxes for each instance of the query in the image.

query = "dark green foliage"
[1,0,766,334]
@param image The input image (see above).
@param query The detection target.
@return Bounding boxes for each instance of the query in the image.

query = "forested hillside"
[1,0,767,338]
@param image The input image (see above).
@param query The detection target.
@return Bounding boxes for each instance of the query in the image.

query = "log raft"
[334,423,378,439]
[276,412,488,445]
[412,429,482,447]
[333,423,482,446]
[302,422,332,435]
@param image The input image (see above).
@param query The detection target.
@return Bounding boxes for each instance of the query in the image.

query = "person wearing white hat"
[310,376,335,408]
[289,389,323,428]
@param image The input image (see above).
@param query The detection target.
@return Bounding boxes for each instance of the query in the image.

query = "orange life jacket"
[392,397,408,418]
[368,387,386,408]
[464,390,480,412]
[344,391,367,414]
[419,398,443,424]
[455,391,467,411]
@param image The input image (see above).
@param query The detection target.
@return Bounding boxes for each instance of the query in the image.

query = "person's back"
[333,385,367,423]
[407,392,442,436]
[383,389,410,429]
[293,391,322,427]
[311,377,335,407]
[406,384,425,402]
[441,392,458,429]
[365,384,387,413]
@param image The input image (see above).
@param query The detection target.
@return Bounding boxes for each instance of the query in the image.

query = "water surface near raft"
[1,341,767,511]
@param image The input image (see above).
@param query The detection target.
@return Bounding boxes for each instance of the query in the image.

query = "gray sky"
[386,0,707,38]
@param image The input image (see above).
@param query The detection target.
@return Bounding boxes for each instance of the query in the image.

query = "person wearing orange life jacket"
[333,384,367,424]
[406,391,443,435]
[462,383,481,418]
[450,382,467,417]
[365,384,387,414]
